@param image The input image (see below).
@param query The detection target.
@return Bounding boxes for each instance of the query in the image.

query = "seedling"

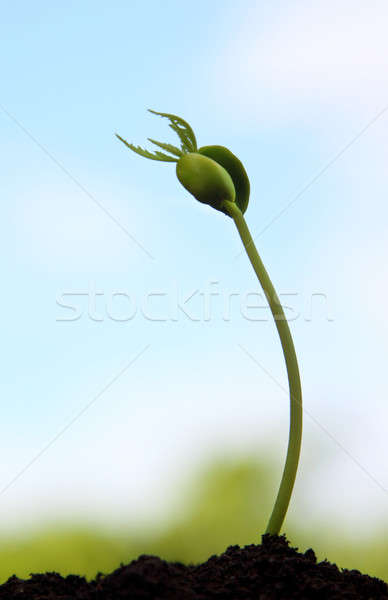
[116,111,303,535]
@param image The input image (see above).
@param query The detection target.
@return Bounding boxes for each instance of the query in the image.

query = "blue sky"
[1,0,388,539]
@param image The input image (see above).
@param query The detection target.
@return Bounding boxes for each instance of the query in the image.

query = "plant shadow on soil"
[1,534,388,599]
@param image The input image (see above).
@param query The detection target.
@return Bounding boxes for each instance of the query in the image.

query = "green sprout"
[116,110,303,536]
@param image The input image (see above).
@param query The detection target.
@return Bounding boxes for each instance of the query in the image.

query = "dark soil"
[1,534,387,599]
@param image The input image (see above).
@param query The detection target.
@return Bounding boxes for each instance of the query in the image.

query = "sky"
[1,0,388,539]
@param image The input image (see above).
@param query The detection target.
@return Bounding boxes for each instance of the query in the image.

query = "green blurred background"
[1,452,388,583]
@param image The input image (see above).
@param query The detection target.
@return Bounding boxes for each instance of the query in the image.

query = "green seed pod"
[176,152,236,213]
[198,145,250,215]
[116,110,250,215]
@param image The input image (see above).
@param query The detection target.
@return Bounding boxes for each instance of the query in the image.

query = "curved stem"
[224,201,302,535]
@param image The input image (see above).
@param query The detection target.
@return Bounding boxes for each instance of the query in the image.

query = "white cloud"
[215,1,388,122]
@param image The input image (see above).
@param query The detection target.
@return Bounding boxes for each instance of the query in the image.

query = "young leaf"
[148,138,183,158]
[115,134,178,162]
[148,110,198,153]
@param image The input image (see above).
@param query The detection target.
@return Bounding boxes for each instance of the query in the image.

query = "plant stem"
[224,201,303,535]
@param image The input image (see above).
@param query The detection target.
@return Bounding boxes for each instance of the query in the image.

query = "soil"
[1,534,387,599]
